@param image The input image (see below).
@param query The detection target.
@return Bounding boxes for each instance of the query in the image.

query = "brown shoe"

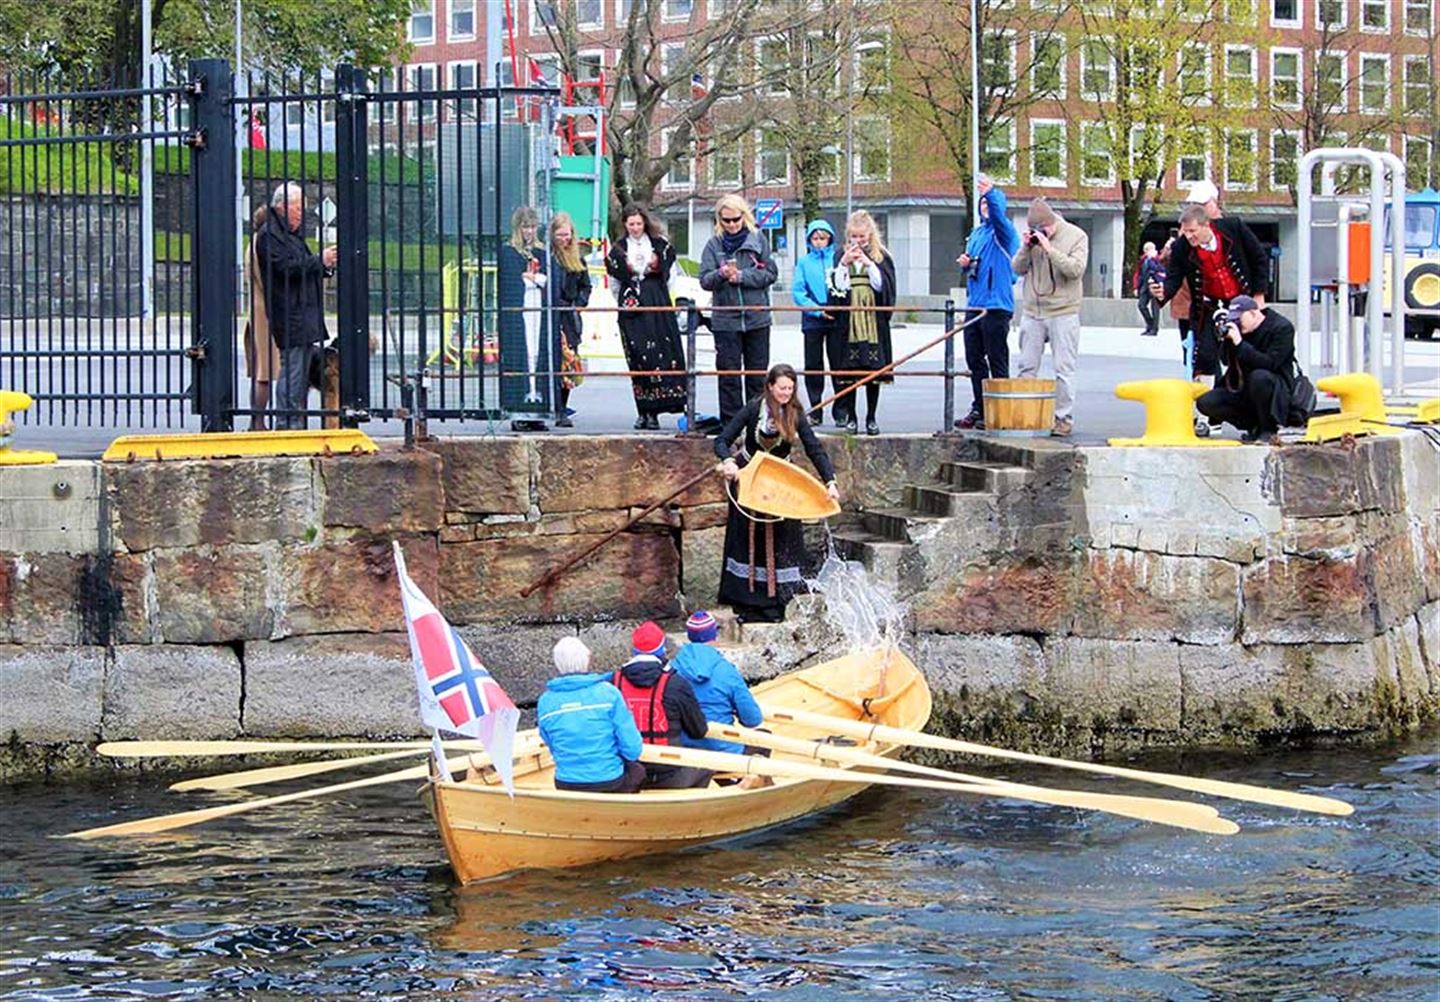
[737,774,774,790]
[1051,417,1073,438]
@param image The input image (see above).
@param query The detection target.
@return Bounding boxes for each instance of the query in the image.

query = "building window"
[577,0,604,28]
[1178,44,1210,106]
[1225,129,1257,191]
[447,0,475,39]
[1080,122,1113,186]
[661,43,684,102]
[409,63,437,121]
[1129,124,1163,182]
[664,0,694,22]
[1317,53,1346,111]
[1175,0,1209,18]
[981,30,1016,91]
[663,129,692,189]
[857,34,890,94]
[1317,0,1346,28]
[576,51,604,83]
[1405,0,1434,33]
[1080,39,1113,101]
[1405,135,1432,188]
[1270,49,1301,109]
[1270,131,1299,190]
[1225,46,1256,107]
[709,147,742,187]
[817,145,841,183]
[757,128,789,184]
[1404,56,1431,117]
[854,117,890,182]
[617,0,635,22]
[1029,119,1066,186]
[409,0,435,43]
[1177,128,1208,185]
[1225,0,1257,22]
[1031,34,1065,98]
[449,61,477,120]
[1359,54,1389,113]
[1271,0,1299,25]
[982,120,1016,183]
[758,37,790,95]
[708,0,739,16]
[531,54,561,86]
[1360,0,1389,30]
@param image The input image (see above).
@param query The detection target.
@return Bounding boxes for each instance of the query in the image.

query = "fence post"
[334,64,371,425]
[942,298,956,433]
[684,304,699,435]
[189,59,237,432]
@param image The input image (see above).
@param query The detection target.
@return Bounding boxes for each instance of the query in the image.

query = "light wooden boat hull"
[735,451,841,520]
[427,646,930,883]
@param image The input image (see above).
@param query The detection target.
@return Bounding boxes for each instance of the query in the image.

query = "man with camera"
[1196,295,1295,442]
[1012,198,1088,437]
[1148,203,1268,437]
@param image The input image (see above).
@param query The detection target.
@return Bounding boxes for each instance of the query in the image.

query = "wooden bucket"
[982,378,1056,436]
[735,452,840,520]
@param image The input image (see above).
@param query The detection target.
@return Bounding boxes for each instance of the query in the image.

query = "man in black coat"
[1197,295,1296,441]
[1149,203,1269,437]
[253,182,337,429]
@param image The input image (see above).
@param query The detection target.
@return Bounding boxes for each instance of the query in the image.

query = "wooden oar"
[640,744,1238,835]
[97,739,435,758]
[169,749,430,792]
[711,723,1223,823]
[760,705,1355,817]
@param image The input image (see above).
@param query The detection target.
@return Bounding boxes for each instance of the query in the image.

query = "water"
[2,736,1436,1001]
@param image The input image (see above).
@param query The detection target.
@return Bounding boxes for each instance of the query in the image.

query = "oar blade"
[169,749,429,792]
[97,739,430,758]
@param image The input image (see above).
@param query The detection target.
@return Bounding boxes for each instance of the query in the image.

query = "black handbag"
[1288,364,1317,426]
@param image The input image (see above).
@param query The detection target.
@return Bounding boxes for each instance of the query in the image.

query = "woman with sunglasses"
[604,203,688,428]
[699,194,779,424]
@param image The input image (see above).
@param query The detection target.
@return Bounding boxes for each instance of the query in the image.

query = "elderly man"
[537,637,646,794]
[1012,197,1089,438]
[253,182,337,430]
[1197,295,1296,442]
[1149,203,1269,437]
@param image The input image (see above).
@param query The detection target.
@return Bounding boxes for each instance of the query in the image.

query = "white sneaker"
[1194,417,1211,438]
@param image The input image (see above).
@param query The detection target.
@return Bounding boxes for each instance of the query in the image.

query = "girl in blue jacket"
[954,178,1019,430]
[791,219,845,425]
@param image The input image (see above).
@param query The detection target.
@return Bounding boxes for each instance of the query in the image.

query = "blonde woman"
[499,206,549,421]
[827,210,896,435]
[699,194,778,423]
[548,212,591,427]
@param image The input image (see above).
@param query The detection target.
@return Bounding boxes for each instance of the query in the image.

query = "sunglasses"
[719,214,743,224]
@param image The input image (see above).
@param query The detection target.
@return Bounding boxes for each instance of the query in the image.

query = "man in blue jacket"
[538,637,645,793]
[954,176,1019,430]
[669,610,764,755]
[791,219,845,426]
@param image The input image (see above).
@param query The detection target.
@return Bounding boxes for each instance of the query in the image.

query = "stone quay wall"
[0,431,1435,778]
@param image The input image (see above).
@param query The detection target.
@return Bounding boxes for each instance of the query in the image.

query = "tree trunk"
[1120,181,1145,301]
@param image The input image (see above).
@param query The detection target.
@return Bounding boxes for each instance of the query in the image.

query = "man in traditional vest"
[612,621,714,789]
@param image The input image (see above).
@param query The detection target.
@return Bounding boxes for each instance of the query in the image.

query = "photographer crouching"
[1196,295,1294,442]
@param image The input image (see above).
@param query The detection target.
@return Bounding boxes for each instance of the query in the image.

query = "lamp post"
[970,0,981,228]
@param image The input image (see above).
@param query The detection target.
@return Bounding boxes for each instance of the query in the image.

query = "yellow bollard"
[1108,379,1240,447]
[0,391,58,466]
[1305,373,1402,441]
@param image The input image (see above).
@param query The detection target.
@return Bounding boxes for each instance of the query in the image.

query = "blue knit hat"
[686,610,719,642]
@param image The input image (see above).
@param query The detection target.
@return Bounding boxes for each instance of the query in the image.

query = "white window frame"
[1358,53,1390,114]
[409,0,436,44]
[1316,0,1347,28]
[1270,47,1302,110]
[707,0,739,17]
[1079,122,1115,186]
[1224,45,1257,108]
[1079,38,1115,102]
[1029,118,1067,187]
[663,0,695,23]
[448,60,478,120]
[531,0,558,35]
[709,147,743,188]
[756,129,789,185]
[853,116,891,183]
[616,0,635,25]
[1403,55,1430,118]
[1404,134,1432,186]
[1405,0,1435,34]
[1224,128,1258,192]
[981,29,1017,92]
[409,63,438,121]
[660,42,684,103]
[1270,129,1300,191]
[1178,43,1211,107]
[1359,0,1390,31]
[447,0,476,41]
[1317,51,1348,112]
[1031,33,1066,99]
[1270,0,1300,27]
[530,53,561,87]
[1225,0,1258,23]
[982,119,1017,184]
[1129,123,1164,184]
[1176,128,1210,187]
[576,0,605,29]
[1175,0,1209,20]
[661,128,692,191]
[757,36,791,96]
[575,49,605,83]
[855,31,890,95]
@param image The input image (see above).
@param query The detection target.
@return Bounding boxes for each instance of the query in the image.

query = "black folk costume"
[713,398,836,623]
[604,235,688,423]
[498,243,551,413]
[551,256,592,406]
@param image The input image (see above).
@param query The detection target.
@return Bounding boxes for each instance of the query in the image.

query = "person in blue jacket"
[669,610,764,755]
[537,637,645,794]
[791,219,845,426]
[954,176,1019,430]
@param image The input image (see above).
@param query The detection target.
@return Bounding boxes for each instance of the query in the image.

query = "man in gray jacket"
[1012,198,1089,437]
[699,197,779,423]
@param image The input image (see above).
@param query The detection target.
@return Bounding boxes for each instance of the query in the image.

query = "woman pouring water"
[714,364,840,624]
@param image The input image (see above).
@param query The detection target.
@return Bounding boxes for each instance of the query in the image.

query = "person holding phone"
[700,195,779,424]
[826,211,896,435]
[954,175,1018,431]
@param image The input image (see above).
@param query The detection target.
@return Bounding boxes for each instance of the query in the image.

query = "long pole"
[969,0,981,228]
[844,0,854,218]
[234,0,245,319]
[139,0,153,318]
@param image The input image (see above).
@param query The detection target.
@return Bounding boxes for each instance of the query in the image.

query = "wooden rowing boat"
[734,451,841,520]
[424,645,930,884]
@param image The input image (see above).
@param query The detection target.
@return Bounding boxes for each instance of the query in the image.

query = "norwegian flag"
[394,543,519,794]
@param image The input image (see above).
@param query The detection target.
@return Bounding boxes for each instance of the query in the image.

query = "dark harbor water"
[2,735,1437,1002]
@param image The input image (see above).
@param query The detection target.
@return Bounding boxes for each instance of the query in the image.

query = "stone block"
[281,535,439,636]
[1082,447,1279,543]
[457,623,581,705]
[111,457,316,551]
[5,553,86,645]
[1241,553,1373,644]
[244,633,421,737]
[441,529,680,623]
[1419,518,1440,603]
[0,556,11,643]
[681,525,727,612]
[106,552,156,645]
[1274,442,1364,517]
[534,436,722,513]
[0,644,106,742]
[1364,530,1426,631]
[915,633,1046,697]
[1193,531,1263,565]
[102,645,242,740]
[1416,602,1439,695]
[1044,638,1182,731]
[1400,432,1440,520]
[911,554,1076,635]
[1354,437,1406,514]
[682,502,730,531]
[320,448,444,533]
[153,546,275,643]
[423,438,532,516]
[1377,617,1430,712]
[1279,516,1361,558]
[1072,550,1239,645]
[576,620,635,676]
[827,435,951,511]
[0,461,100,554]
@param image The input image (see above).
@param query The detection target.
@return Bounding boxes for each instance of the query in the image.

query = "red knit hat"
[631,621,666,656]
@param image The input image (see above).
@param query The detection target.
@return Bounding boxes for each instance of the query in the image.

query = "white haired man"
[253,182,338,429]
[536,637,646,794]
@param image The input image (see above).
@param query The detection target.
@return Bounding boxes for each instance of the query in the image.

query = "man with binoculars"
[1194,295,1296,442]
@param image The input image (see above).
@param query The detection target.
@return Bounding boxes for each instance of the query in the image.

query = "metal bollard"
[942,299,956,432]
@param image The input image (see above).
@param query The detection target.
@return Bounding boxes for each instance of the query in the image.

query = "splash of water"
[806,534,908,655]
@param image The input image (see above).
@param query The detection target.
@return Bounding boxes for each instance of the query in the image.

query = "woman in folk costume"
[604,203,688,429]
[827,210,897,435]
[548,212,591,428]
[498,206,550,422]
[714,363,840,623]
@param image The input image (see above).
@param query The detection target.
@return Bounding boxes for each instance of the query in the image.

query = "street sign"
[755,198,783,230]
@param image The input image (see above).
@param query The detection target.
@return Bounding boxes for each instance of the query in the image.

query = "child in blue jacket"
[669,610,764,755]
[791,219,847,425]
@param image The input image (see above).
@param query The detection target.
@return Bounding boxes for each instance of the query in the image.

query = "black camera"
[1212,307,1236,340]
[1028,233,1042,247]
[1169,227,1180,241]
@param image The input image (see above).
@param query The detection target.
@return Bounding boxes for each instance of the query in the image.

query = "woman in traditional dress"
[498,206,549,423]
[714,363,840,623]
[828,210,897,435]
[548,212,591,428]
[604,204,688,429]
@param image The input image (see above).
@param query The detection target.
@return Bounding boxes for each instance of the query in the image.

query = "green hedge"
[155,146,430,184]
[0,116,139,194]
[157,229,459,272]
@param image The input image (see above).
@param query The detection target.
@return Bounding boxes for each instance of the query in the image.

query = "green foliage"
[0,115,138,194]
[153,147,429,185]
